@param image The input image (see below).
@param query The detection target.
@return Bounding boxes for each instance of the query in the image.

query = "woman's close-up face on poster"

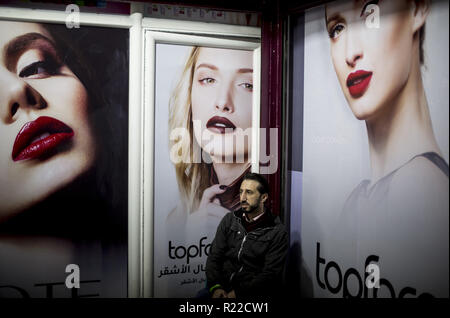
[191,47,253,163]
[0,21,96,221]
[325,0,428,121]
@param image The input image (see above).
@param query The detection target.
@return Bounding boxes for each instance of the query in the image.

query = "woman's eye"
[329,24,345,39]
[19,60,58,79]
[199,78,216,85]
[239,82,253,91]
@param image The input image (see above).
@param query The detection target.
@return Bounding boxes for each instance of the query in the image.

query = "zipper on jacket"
[229,234,247,284]
[237,235,247,262]
[228,211,280,285]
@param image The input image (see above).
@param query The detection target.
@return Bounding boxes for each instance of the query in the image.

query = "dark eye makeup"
[327,0,380,39]
[328,23,345,39]
[239,83,253,90]
[18,58,60,79]
[199,77,216,85]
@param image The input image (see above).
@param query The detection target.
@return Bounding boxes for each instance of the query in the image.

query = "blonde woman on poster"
[167,47,253,238]
[323,0,448,297]
[154,45,253,297]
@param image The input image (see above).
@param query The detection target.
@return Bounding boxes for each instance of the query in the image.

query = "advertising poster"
[153,44,254,297]
[0,21,129,297]
[301,0,449,297]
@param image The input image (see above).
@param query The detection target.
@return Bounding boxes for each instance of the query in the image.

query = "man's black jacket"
[205,208,289,297]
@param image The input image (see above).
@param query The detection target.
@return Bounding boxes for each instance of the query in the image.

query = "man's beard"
[241,201,259,214]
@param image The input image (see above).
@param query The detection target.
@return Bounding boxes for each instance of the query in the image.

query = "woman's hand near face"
[187,184,230,231]
[199,184,228,211]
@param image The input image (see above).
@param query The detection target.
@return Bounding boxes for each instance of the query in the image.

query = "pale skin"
[212,179,268,298]
[326,3,449,294]
[189,47,253,220]
[0,21,96,294]
[0,21,95,221]
[326,0,444,188]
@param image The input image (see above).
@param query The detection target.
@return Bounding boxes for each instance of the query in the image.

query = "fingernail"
[219,185,228,190]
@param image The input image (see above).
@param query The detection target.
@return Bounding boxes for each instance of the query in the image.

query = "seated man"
[205,172,289,298]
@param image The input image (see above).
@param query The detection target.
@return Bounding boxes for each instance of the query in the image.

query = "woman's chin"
[0,152,95,222]
[348,101,374,121]
[353,111,369,121]
[210,152,249,164]
[346,91,385,122]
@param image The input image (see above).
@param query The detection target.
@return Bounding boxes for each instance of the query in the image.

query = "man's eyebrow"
[4,32,57,70]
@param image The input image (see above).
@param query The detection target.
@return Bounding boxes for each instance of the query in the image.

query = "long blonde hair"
[169,47,210,213]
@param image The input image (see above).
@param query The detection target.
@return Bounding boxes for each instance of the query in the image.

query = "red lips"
[12,116,74,162]
[346,70,373,98]
[206,116,236,134]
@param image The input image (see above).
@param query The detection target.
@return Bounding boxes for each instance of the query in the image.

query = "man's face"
[239,179,266,213]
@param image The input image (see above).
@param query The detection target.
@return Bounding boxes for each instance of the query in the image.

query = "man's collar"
[243,210,265,223]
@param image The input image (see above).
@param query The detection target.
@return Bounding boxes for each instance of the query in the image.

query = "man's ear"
[412,0,430,33]
[261,193,268,204]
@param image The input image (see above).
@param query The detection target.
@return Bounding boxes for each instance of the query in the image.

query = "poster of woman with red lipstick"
[0,21,129,297]
[300,0,448,297]
[152,43,254,297]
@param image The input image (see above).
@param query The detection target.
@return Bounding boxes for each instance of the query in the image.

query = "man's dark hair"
[242,173,269,195]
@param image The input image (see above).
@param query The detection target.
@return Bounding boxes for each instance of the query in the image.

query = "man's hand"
[227,290,236,298]
[212,288,227,298]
